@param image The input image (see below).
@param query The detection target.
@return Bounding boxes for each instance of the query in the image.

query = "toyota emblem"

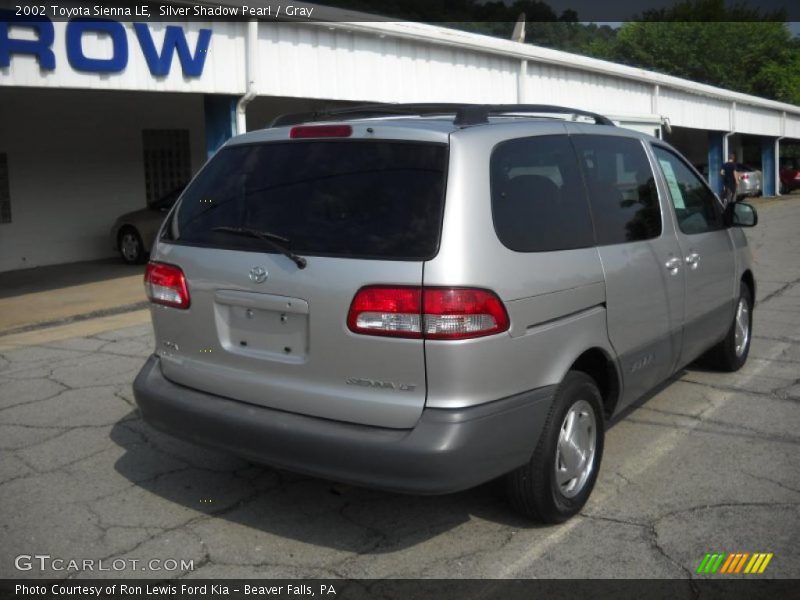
[249,266,268,283]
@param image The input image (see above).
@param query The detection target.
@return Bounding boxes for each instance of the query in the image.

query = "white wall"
[255,23,519,104]
[737,105,782,137]
[659,89,732,132]
[0,88,206,272]
[523,63,653,116]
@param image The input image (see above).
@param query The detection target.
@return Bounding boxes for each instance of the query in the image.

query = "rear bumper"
[133,355,554,494]
[737,181,760,196]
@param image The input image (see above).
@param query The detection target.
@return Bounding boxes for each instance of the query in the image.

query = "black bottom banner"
[1,579,797,600]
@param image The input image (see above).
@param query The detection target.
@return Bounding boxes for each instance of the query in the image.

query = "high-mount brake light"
[347,286,509,340]
[144,262,190,309]
[289,125,353,139]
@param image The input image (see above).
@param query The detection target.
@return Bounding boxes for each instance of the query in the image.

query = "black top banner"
[2,0,799,22]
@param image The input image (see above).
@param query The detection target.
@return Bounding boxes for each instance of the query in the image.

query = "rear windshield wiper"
[211,226,307,269]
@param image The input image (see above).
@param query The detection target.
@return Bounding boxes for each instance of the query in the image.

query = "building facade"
[1,10,799,272]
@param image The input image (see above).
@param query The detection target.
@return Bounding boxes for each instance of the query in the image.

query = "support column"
[517,59,528,103]
[204,94,237,160]
[708,131,724,194]
[761,137,777,197]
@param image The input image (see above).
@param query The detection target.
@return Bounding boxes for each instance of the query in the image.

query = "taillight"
[144,262,190,309]
[289,125,352,139]
[347,286,509,340]
[347,286,422,338]
[422,288,510,339]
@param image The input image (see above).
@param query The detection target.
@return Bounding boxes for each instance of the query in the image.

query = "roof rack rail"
[270,104,473,127]
[269,103,615,128]
[466,104,616,127]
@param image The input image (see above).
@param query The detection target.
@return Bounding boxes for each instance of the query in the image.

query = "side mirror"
[725,202,758,228]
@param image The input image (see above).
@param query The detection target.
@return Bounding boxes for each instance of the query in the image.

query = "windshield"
[167,140,448,260]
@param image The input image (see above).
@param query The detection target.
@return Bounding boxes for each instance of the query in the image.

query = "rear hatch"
[149,132,448,428]
[737,163,760,190]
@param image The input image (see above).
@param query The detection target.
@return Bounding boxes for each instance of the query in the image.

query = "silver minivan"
[133,104,758,522]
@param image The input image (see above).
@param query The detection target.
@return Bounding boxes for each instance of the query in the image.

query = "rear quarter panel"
[423,123,615,409]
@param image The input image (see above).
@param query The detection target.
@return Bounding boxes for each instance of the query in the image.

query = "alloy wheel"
[554,399,597,498]
[734,297,750,357]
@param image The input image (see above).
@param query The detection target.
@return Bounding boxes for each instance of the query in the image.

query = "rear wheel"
[506,371,605,523]
[705,283,753,372]
[118,227,146,265]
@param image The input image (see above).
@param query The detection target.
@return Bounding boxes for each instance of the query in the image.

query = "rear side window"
[490,135,594,252]
[573,135,661,245]
[168,141,447,260]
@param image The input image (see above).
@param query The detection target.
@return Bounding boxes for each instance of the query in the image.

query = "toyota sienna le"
[134,104,757,522]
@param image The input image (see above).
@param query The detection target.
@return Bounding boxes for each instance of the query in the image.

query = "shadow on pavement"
[109,411,544,553]
[0,258,141,299]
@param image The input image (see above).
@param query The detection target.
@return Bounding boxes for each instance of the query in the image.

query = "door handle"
[665,257,682,275]
[685,252,700,269]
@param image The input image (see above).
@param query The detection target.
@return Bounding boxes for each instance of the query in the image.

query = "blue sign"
[0,14,211,77]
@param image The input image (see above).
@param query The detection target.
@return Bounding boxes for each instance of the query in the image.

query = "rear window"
[167,141,447,260]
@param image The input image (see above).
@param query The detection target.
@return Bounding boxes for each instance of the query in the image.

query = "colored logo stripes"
[697,552,773,574]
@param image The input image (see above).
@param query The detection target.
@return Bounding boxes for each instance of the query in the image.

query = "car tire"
[705,282,753,372]
[118,227,146,265]
[505,371,605,523]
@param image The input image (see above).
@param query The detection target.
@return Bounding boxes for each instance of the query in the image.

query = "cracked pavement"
[1,199,799,580]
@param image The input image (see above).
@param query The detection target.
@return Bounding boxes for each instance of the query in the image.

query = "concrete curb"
[0,309,151,350]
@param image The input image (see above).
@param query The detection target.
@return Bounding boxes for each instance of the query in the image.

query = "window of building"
[142,130,191,205]
[490,135,595,252]
[652,145,724,235]
[0,154,10,224]
[573,135,662,245]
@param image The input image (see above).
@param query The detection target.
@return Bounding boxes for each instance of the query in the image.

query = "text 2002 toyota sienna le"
[133,104,757,522]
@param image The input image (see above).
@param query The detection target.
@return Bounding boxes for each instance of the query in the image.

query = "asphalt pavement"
[1,196,798,580]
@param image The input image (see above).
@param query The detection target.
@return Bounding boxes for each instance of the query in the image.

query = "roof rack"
[270,103,616,128]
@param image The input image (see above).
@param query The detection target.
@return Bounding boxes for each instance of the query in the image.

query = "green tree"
[525,21,617,54]
[592,0,799,104]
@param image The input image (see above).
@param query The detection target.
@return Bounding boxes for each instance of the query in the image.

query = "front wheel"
[505,371,605,523]
[705,283,753,372]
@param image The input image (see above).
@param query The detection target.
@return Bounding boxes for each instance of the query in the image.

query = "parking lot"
[1,197,799,580]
